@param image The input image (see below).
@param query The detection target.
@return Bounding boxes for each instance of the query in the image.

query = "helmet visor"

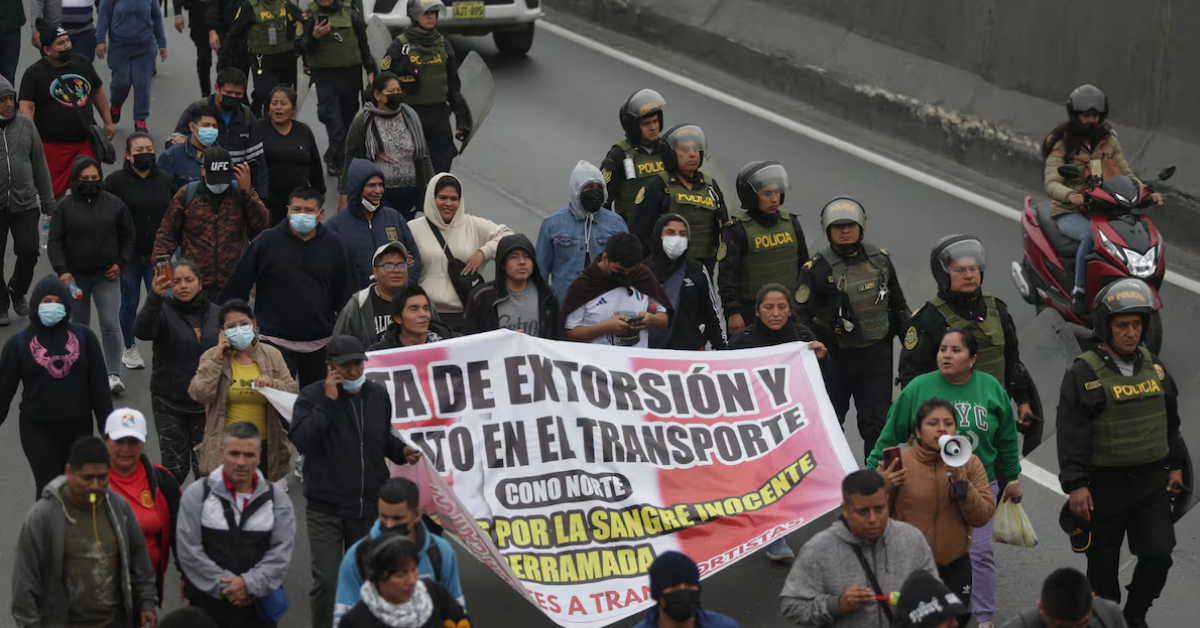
[626,89,665,120]
[1100,279,1157,314]
[747,164,788,198]
[666,125,706,155]
[937,240,986,275]
[415,0,445,14]
[1070,90,1106,114]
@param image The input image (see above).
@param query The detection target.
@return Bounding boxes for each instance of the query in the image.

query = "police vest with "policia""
[823,243,891,349]
[306,3,361,68]
[612,140,663,223]
[933,294,1006,386]
[658,171,721,263]
[246,0,296,56]
[734,210,798,305]
[1080,347,1169,468]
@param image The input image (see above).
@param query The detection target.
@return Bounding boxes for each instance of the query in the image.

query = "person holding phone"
[562,232,670,348]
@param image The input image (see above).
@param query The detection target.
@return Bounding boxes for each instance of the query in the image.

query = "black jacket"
[369,321,454,351]
[104,161,177,257]
[134,291,221,409]
[728,317,816,350]
[289,379,412,519]
[793,243,908,349]
[1056,347,1184,493]
[717,208,808,320]
[48,156,136,276]
[463,234,562,339]
[340,581,467,628]
[642,213,725,350]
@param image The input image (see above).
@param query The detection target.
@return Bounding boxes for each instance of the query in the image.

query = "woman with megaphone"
[878,397,995,626]
[866,329,1023,628]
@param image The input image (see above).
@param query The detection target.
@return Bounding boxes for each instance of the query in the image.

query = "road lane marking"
[539,21,1200,297]
[1021,462,1066,498]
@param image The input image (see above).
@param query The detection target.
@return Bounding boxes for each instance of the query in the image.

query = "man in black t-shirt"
[18,21,114,199]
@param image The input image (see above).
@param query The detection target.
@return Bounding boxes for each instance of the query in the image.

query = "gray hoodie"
[11,475,159,627]
[0,76,55,215]
[1002,597,1128,628]
[780,518,938,628]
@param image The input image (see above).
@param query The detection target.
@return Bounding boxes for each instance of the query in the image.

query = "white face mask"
[361,198,379,213]
[662,235,688,260]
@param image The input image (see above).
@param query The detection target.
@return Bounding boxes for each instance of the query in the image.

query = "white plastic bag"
[992,498,1038,547]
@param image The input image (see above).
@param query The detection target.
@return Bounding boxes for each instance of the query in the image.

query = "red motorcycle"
[1011,163,1174,354]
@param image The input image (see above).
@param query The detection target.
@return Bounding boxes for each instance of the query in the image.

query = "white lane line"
[538,21,1200,297]
[1021,462,1066,498]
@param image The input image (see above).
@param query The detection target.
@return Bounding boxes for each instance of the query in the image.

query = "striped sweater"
[31,0,95,35]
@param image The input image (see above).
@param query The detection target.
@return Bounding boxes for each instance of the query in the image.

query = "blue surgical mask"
[224,325,256,350]
[37,302,67,326]
[197,127,219,146]
[290,213,318,235]
[206,182,230,195]
[342,374,367,392]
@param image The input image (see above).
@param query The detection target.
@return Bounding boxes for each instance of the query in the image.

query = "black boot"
[1071,291,1090,317]
[10,288,28,317]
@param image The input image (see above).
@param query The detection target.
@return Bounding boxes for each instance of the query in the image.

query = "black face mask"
[56,49,72,63]
[73,180,101,200]
[384,93,403,110]
[381,521,412,537]
[219,94,240,112]
[661,589,700,622]
[132,153,156,172]
[579,189,604,213]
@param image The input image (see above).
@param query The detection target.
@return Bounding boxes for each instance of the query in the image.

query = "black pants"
[186,584,275,628]
[0,208,41,308]
[263,340,328,387]
[938,554,973,626]
[152,395,207,483]
[20,416,94,498]
[190,27,214,96]
[1087,465,1175,620]
[250,52,298,118]
[409,102,457,174]
[821,340,893,458]
[313,67,362,170]
[384,186,422,222]
[307,508,375,628]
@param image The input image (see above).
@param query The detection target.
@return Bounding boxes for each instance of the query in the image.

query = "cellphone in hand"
[882,446,902,471]
[317,13,329,22]
[625,314,644,324]
[154,255,173,282]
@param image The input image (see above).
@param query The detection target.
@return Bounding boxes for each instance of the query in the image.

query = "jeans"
[307,509,374,628]
[1055,212,1094,289]
[120,254,153,348]
[108,41,157,122]
[70,29,96,62]
[71,273,122,376]
[0,30,20,84]
[0,208,41,306]
[969,481,999,622]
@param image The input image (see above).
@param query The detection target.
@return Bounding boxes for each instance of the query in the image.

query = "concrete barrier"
[547,0,1200,250]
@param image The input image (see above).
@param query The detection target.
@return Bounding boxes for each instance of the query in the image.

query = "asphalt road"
[2,8,1199,627]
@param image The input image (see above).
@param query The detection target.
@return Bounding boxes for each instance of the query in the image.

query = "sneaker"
[10,290,27,317]
[765,537,794,562]
[109,374,125,395]
[111,105,122,124]
[326,163,341,178]
[294,454,305,481]
[122,346,145,369]
[134,120,148,132]
[1071,291,1090,317]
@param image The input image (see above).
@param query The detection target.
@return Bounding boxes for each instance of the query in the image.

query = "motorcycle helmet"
[734,161,788,210]
[820,197,867,242]
[407,0,445,24]
[1067,85,1109,127]
[930,234,986,292]
[619,89,665,144]
[658,124,706,172]
[1091,278,1157,343]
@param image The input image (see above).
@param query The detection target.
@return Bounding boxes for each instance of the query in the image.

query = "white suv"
[365,0,542,56]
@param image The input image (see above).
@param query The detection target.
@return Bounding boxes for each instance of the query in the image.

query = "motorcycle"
[1011,163,1174,354]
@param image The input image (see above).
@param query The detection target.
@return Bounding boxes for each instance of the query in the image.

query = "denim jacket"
[536,206,628,305]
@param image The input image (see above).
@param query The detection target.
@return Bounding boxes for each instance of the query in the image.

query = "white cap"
[105,408,148,442]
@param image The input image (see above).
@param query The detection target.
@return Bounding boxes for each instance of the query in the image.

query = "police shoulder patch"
[295,21,303,35]
[880,248,889,256]
[1084,379,1103,390]
[1155,364,1165,380]
[803,260,813,270]
[601,168,611,184]
[381,55,392,70]
[716,240,727,261]
[903,326,918,351]
[635,186,645,205]
[795,284,810,304]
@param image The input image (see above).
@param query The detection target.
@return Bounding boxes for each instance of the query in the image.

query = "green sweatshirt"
[866,370,1021,483]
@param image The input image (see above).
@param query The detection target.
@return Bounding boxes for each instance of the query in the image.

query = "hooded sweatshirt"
[326,159,422,290]
[48,156,136,276]
[0,76,55,215]
[779,518,937,628]
[0,275,112,431]
[408,173,513,313]
[95,0,167,48]
[462,233,561,339]
[643,212,725,350]
[535,160,628,305]
[104,157,176,257]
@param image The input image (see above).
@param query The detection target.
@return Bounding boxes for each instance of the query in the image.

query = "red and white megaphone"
[939,434,972,468]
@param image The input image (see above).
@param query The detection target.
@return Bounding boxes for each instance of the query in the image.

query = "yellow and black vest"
[1080,347,1169,467]
[823,244,890,349]
[658,171,722,263]
[612,140,663,222]
[933,294,1006,386]
[393,32,448,105]
[246,0,295,56]
[306,3,360,68]
[734,210,798,305]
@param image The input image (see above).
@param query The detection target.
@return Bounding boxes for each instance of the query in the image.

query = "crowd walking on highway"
[0,0,1186,625]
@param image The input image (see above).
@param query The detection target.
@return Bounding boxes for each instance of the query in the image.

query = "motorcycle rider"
[600,89,665,224]
[1042,85,1162,316]
[1056,278,1182,628]
[630,123,729,271]
[717,161,807,335]
[793,198,907,457]
[898,235,1036,429]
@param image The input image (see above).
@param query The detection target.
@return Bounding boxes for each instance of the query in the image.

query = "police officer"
[717,161,806,335]
[297,0,376,177]
[600,89,665,223]
[382,0,468,174]
[630,123,729,271]
[794,198,907,457]
[899,235,1036,429]
[222,0,303,116]
[1057,278,1182,628]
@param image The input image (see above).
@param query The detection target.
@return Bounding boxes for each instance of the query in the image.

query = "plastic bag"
[993,498,1038,547]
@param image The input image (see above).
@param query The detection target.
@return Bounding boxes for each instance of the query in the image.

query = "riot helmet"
[930,234,986,292]
[820,197,866,242]
[658,124,706,173]
[1067,85,1109,128]
[734,161,788,211]
[1091,278,1157,343]
[407,0,444,24]
[619,89,665,145]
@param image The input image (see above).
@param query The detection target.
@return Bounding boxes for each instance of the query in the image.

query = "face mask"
[579,188,605,213]
[662,235,688,260]
[131,153,155,171]
[56,50,72,63]
[73,180,101,199]
[224,325,255,350]
[196,127,219,146]
[381,521,412,537]
[0,111,14,122]
[361,198,379,213]
[206,182,229,195]
[219,95,240,112]
[385,93,403,109]
[290,213,318,235]
[661,589,701,622]
[342,374,367,392]
[37,302,67,326]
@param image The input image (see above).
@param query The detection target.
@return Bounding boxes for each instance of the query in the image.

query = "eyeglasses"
[375,262,408,271]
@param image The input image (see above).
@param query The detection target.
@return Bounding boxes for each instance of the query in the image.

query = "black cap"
[648,551,700,600]
[203,147,233,185]
[895,572,967,627]
[1059,502,1091,553]
[35,19,68,52]
[327,335,368,365]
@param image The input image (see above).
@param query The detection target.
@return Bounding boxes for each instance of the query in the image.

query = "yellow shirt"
[226,360,268,439]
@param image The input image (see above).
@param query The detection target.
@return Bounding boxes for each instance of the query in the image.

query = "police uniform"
[795,243,907,456]
[297,0,376,174]
[601,141,663,224]
[381,23,465,174]
[630,171,729,270]
[716,209,807,322]
[223,0,303,116]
